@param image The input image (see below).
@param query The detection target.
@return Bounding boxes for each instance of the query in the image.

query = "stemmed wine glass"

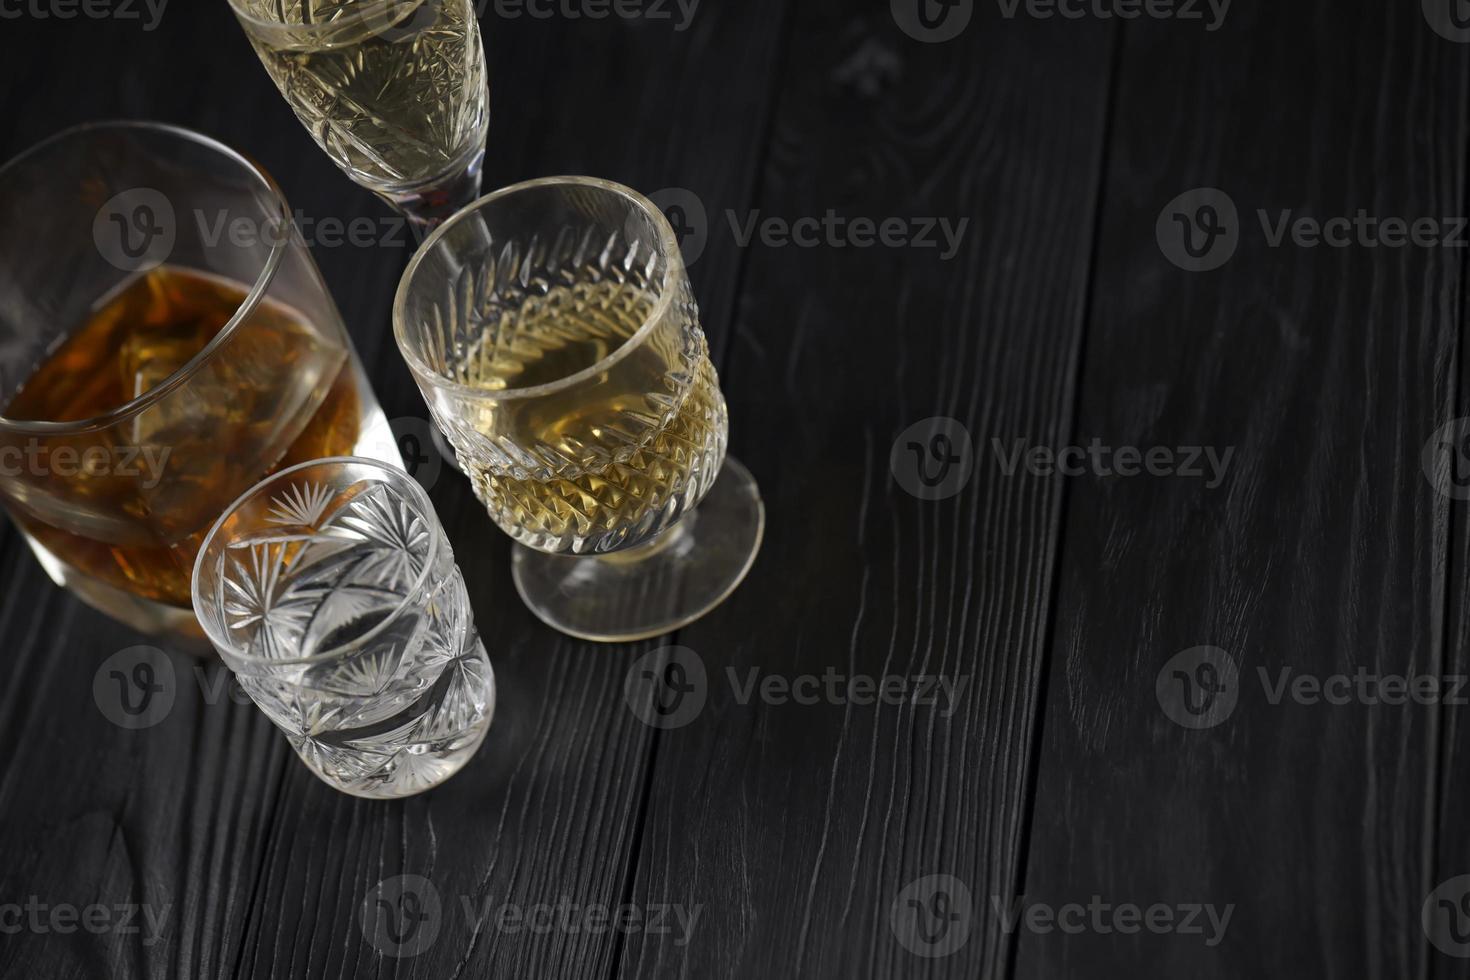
[393,176,764,641]
[228,0,490,228]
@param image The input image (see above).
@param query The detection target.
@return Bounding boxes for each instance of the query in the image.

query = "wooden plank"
[1015,4,1468,978]
[0,3,789,977]
[0,11,396,980]
[224,3,794,978]
[615,3,1114,977]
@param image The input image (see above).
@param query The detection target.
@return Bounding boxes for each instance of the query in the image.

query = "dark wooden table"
[6,0,1470,977]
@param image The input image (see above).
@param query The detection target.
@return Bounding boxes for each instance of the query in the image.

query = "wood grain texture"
[9,1,1467,978]
[616,3,1113,977]
[0,3,789,977]
[0,11,405,980]
[1014,3,1470,978]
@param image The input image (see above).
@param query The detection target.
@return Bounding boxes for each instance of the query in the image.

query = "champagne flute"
[229,0,490,229]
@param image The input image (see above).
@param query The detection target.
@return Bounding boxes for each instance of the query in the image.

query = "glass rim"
[392,175,683,403]
[0,119,291,435]
[225,0,432,37]
[190,455,442,668]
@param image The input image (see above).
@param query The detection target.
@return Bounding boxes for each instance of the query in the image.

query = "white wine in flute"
[231,0,489,222]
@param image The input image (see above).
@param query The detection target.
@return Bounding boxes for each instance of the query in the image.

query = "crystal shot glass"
[192,456,495,798]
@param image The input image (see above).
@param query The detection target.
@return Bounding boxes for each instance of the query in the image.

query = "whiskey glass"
[229,0,490,228]
[193,456,495,798]
[0,121,398,641]
[393,176,764,641]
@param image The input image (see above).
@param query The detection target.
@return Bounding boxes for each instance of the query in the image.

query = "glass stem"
[600,511,699,566]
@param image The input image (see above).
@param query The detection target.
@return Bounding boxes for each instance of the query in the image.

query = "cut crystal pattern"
[210,473,493,798]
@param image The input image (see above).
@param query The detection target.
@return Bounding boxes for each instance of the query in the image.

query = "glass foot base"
[511,456,765,642]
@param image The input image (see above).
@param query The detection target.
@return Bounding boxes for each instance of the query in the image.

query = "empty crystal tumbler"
[192,457,495,798]
[393,176,764,641]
